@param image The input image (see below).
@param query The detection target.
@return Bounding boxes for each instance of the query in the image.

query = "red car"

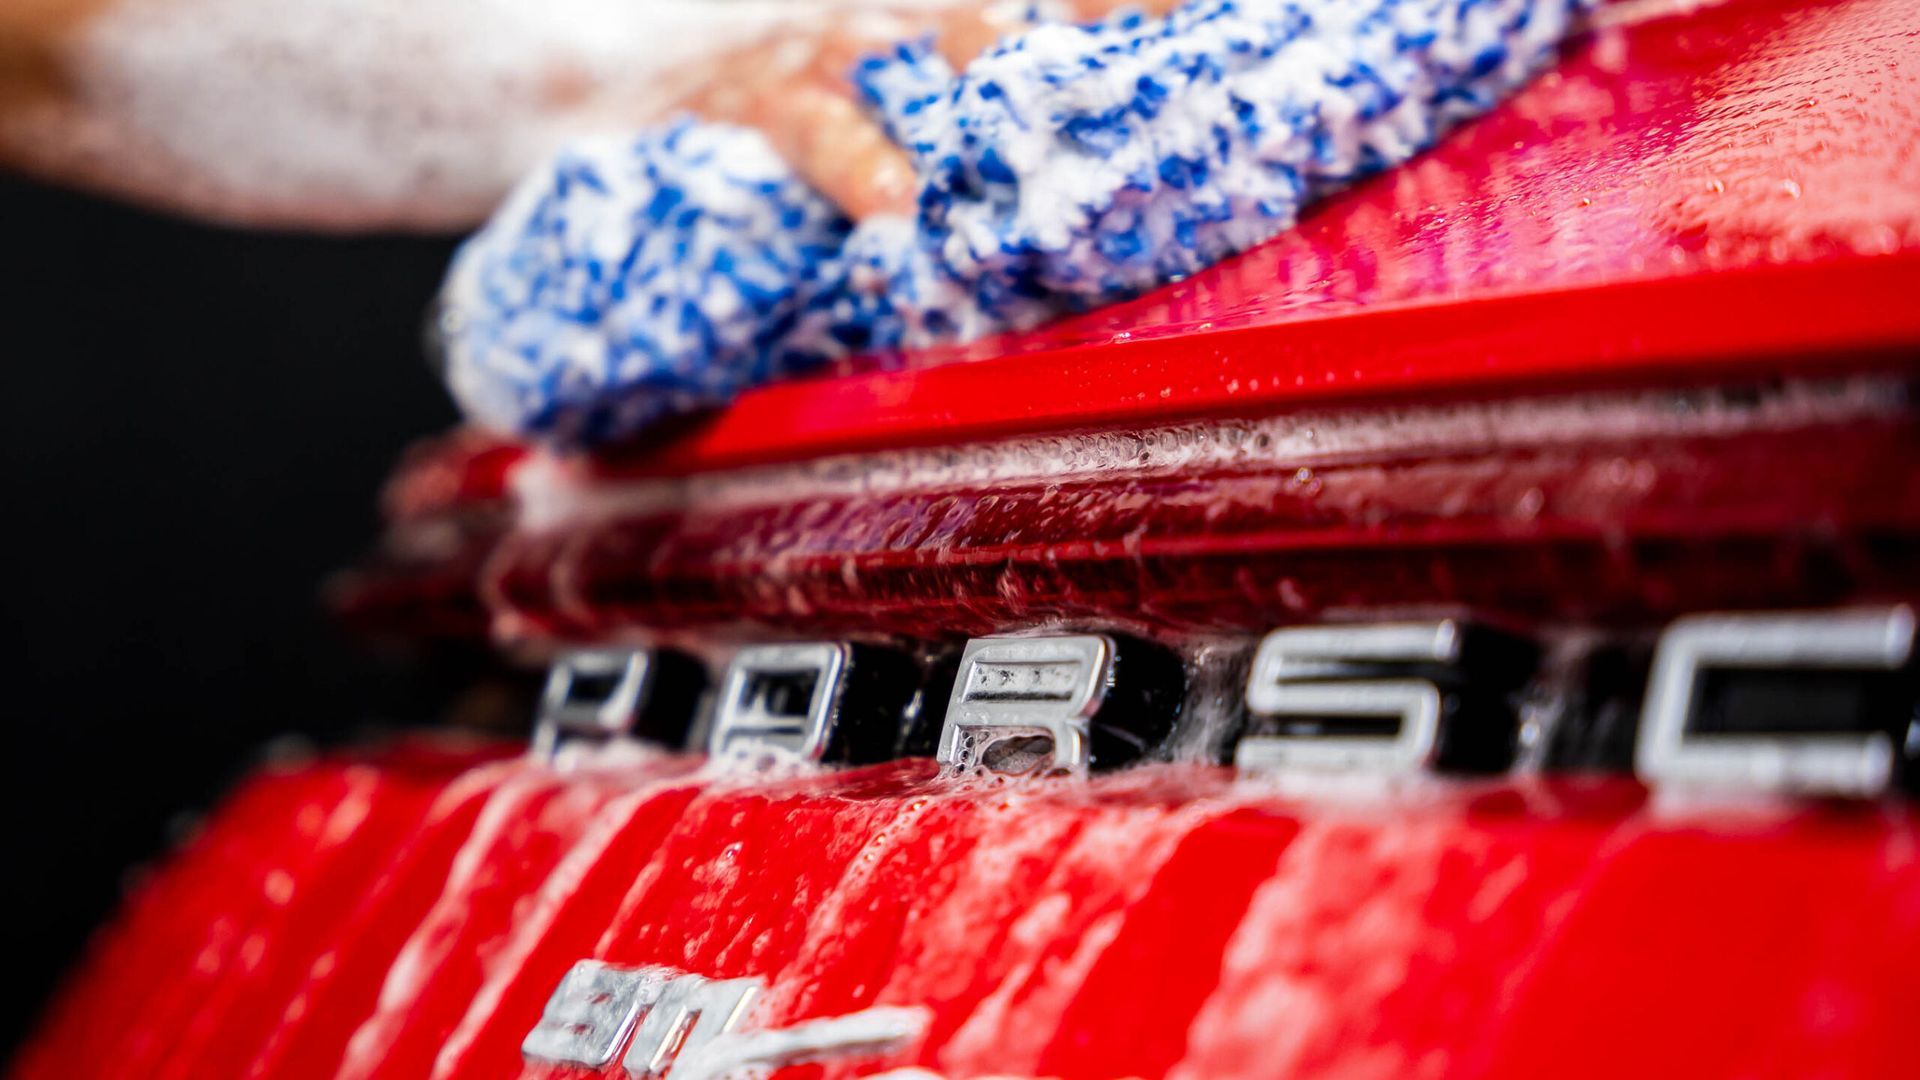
[15,0,1920,1076]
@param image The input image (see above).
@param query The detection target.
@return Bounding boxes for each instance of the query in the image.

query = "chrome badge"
[534,647,706,759]
[524,961,926,1080]
[709,642,941,766]
[1236,620,1533,777]
[712,643,851,761]
[534,649,656,758]
[1237,622,1465,775]
[1636,606,1918,797]
[937,634,1116,774]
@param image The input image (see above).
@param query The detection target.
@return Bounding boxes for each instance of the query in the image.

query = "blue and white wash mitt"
[439,0,1594,445]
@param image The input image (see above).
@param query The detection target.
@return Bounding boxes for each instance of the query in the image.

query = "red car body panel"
[18,0,1920,1077]
[15,752,1920,1079]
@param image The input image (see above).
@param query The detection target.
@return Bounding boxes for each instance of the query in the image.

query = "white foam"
[512,377,1907,530]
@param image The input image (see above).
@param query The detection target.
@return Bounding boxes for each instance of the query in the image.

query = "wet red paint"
[338,384,1920,645]
[380,432,526,522]
[15,748,1920,1079]
[9,740,511,1080]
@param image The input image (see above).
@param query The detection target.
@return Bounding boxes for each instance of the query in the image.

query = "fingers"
[668,30,923,219]
[0,0,107,131]
[928,0,1186,68]
[785,84,922,220]
[667,1,1196,222]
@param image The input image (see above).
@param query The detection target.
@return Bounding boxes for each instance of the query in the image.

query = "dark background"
[0,174,465,1057]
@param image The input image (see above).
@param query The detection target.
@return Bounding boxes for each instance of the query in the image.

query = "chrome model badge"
[1636,606,1918,797]
[710,642,933,766]
[937,633,1183,775]
[533,650,656,757]
[711,643,851,761]
[1237,622,1466,775]
[1236,620,1534,777]
[938,634,1115,774]
[524,960,927,1080]
[534,648,706,759]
